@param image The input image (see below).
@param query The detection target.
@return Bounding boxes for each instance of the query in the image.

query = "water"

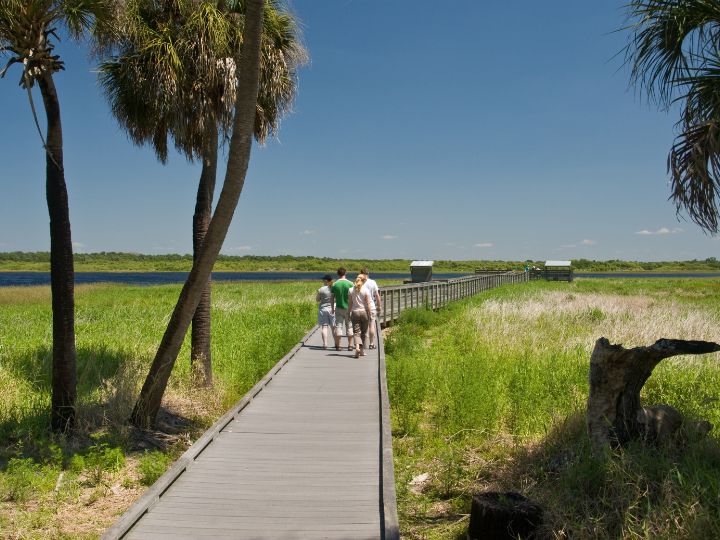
[1,271,718,287]
[576,272,720,279]
[0,271,466,287]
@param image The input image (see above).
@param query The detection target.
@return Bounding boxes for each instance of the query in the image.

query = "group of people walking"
[316,267,381,358]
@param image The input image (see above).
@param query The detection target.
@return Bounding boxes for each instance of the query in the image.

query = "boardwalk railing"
[378,271,528,326]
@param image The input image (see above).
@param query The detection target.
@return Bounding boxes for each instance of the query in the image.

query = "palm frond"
[625,0,720,106]
[669,120,720,231]
[667,53,720,232]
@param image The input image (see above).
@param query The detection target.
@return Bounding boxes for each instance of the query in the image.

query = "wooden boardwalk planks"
[105,326,393,540]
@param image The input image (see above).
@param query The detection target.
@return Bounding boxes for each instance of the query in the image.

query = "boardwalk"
[104,325,397,540]
[105,272,527,539]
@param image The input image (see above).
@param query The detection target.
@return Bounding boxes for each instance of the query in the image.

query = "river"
[0,271,719,287]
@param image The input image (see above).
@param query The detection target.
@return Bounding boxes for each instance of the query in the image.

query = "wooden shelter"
[544,260,573,282]
[410,260,433,283]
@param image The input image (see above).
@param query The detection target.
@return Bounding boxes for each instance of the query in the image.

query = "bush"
[0,458,59,502]
[138,450,173,486]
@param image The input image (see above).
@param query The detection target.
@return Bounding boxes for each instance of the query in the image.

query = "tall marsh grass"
[386,279,720,539]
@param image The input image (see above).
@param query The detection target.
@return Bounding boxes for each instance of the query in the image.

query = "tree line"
[2,252,720,273]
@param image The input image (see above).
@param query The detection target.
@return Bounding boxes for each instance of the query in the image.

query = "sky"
[1,0,719,262]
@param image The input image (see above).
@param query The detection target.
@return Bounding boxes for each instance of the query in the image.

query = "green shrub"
[138,451,173,486]
[0,458,59,502]
[80,442,125,486]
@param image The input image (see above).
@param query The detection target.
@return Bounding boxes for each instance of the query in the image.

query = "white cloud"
[559,244,576,249]
[300,229,316,236]
[474,242,494,248]
[382,235,398,240]
[227,245,252,253]
[635,227,683,236]
[580,239,596,245]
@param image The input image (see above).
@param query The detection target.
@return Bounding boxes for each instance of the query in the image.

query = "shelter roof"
[545,260,572,267]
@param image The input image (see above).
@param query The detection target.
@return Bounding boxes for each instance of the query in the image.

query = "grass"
[385,278,720,539]
[0,280,317,538]
[3,277,720,538]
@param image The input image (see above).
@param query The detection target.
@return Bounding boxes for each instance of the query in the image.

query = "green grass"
[3,277,720,538]
[0,280,316,538]
[386,279,720,539]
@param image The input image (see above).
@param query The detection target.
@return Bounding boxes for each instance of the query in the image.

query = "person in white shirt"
[347,275,372,358]
[360,267,381,349]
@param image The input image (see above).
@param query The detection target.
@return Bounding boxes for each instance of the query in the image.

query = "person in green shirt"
[331,267,354,351]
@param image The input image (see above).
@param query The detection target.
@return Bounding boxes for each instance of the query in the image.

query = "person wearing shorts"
[360,267,381,349]
[331,267,354,351]
[348,275,372,358]
[316,274,335,349]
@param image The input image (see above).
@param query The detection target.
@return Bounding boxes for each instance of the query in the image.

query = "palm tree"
[625,0,720,233]
[0,0,107,432]
[99,0,305,387]
[125,0,265,428]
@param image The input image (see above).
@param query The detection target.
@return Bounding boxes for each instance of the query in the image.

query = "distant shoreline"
[1,252,719,274]
[1,270,719,288]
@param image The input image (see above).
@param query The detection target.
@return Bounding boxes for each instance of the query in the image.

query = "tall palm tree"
[124,0,265,429]
[99,0,305,387]
[625,0,720,233]
[0,0,107,432]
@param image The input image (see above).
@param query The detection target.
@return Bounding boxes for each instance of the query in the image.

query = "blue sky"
[1,0,718,261]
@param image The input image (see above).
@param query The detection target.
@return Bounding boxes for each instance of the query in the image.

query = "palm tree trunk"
[191,127,218,387]
[38,72,77,433]
[130,0,265,429]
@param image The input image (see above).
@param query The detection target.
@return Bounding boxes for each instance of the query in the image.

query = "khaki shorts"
[334,308,352,336]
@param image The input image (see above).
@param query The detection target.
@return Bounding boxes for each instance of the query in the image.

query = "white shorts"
[318,306,334,326]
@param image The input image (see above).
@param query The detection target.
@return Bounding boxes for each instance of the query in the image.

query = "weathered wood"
[468,491,543,540]
[378,271,527,327]
[104,327,387,539]
[378,324,400,540]
[587,337,720,456]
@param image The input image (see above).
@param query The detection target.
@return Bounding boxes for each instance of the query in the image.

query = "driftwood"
[587,337,720,456]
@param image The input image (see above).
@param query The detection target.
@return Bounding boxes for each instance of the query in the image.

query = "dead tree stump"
[587,337,720,456]
[468,491,543,540]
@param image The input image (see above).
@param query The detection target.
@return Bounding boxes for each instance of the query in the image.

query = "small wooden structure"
[544,260,573,282]
[410,260,433,283]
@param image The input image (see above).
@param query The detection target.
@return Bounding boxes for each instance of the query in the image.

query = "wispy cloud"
[559,244,576,249]
[227,245,252,253]
[580,239,596,245]
[635,227,683,236]
[474,242,494,248]
[72,242,85,251]
[300,229,316,236]
[382,235,398,240]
